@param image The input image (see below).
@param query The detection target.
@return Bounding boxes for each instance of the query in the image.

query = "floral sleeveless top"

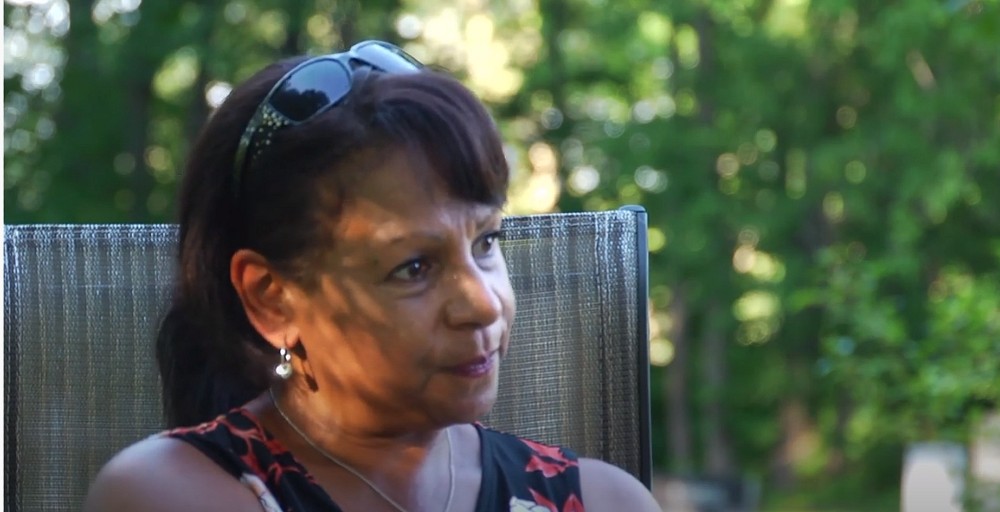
[166,408,585,512]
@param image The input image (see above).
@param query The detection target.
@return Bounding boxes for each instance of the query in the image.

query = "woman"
[84,40,661,512]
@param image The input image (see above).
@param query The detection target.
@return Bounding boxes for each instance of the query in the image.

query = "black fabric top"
[166,408,585,511]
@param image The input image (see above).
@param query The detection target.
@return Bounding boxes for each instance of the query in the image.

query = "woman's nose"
[443,266,503,329]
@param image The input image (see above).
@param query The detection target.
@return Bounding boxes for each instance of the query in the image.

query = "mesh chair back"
[4,209,650,511]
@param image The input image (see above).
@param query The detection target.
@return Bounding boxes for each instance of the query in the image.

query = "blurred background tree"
[6,0,999,509]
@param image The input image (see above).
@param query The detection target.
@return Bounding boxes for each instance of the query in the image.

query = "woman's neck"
[248,387,457,511]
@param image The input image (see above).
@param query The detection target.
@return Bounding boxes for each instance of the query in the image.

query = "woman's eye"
[473,231,502,258]
[388,258,433,282]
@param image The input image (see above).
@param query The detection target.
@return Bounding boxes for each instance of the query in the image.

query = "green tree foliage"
[5,0,404,221]
[503,0,1000,504]
[5,0,999,507]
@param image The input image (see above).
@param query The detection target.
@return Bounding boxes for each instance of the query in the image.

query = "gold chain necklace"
[269,388,455,512]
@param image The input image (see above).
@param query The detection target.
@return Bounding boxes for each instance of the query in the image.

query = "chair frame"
[3,206,652,511]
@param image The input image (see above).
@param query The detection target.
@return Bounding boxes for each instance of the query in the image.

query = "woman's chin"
[442,385,499,425]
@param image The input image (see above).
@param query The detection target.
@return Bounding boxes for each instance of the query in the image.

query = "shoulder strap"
[166,409,342,512]
[477,426,586,511]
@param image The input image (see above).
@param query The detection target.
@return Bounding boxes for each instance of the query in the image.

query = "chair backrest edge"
[620,205,653,489]
[4,227,21,511]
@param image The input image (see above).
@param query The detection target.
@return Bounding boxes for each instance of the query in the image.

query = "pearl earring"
[275,347,293,379]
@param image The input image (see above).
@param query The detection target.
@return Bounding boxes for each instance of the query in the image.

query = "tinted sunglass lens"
[351,41,422,73]
[234,42,423,184]
[269,58,352,122]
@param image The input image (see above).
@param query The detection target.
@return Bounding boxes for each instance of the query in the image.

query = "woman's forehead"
[336,192,499,243]
[330,159,496,236]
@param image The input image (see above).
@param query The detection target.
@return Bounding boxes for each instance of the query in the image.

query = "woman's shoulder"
[577,457,662,512]
[478,425,581,462]
[83,434,262,512]
[476,426,584,510]
[476,426,661,511]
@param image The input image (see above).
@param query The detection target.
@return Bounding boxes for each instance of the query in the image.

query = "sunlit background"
[6,0,1000,510]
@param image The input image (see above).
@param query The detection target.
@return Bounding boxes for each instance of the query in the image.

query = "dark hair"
[156,55,509,428]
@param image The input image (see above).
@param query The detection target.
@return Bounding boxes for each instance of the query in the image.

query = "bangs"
[365,72,509,207]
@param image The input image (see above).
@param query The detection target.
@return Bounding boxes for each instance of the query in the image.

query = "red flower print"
[562,494,584,512]
[522,439,578,477]
[168,420,220,437]
[521,439,571,463]
[526,456,568,478]
[264,458,308,484]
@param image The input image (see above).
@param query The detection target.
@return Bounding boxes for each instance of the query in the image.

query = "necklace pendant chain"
[269,388,455,512]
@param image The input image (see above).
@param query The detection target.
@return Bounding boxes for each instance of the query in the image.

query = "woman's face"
[286,151,515,431]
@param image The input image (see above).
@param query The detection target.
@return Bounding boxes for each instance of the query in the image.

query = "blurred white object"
[651,475,760,512]
[901,442,967,512]
[970,412,1000,511]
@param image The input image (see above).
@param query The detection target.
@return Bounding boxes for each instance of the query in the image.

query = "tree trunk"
[119,2,185,222]
[666,287,693,473]
[701,300,735,475]
[771,399,805,489]
[827,394,851,475]
[333,0,359,46]
[124,84,153,222]
[282,0,307,56]
[185,5,218,159]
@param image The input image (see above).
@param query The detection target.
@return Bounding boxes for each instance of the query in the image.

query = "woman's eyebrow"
[474,208,503,228]
[371,209,500,247]
[379,231,447,246]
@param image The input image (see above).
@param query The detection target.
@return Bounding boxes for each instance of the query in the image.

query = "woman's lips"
[446,351,497,378]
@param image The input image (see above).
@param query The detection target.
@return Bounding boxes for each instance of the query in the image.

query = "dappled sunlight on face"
[287,151,515,430]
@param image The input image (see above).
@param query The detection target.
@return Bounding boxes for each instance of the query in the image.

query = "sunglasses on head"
[232,40,424,189]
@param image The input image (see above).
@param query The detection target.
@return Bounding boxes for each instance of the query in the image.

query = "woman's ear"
[230,249,300,350]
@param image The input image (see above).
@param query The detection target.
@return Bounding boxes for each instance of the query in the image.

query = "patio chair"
[3,207,651,511]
